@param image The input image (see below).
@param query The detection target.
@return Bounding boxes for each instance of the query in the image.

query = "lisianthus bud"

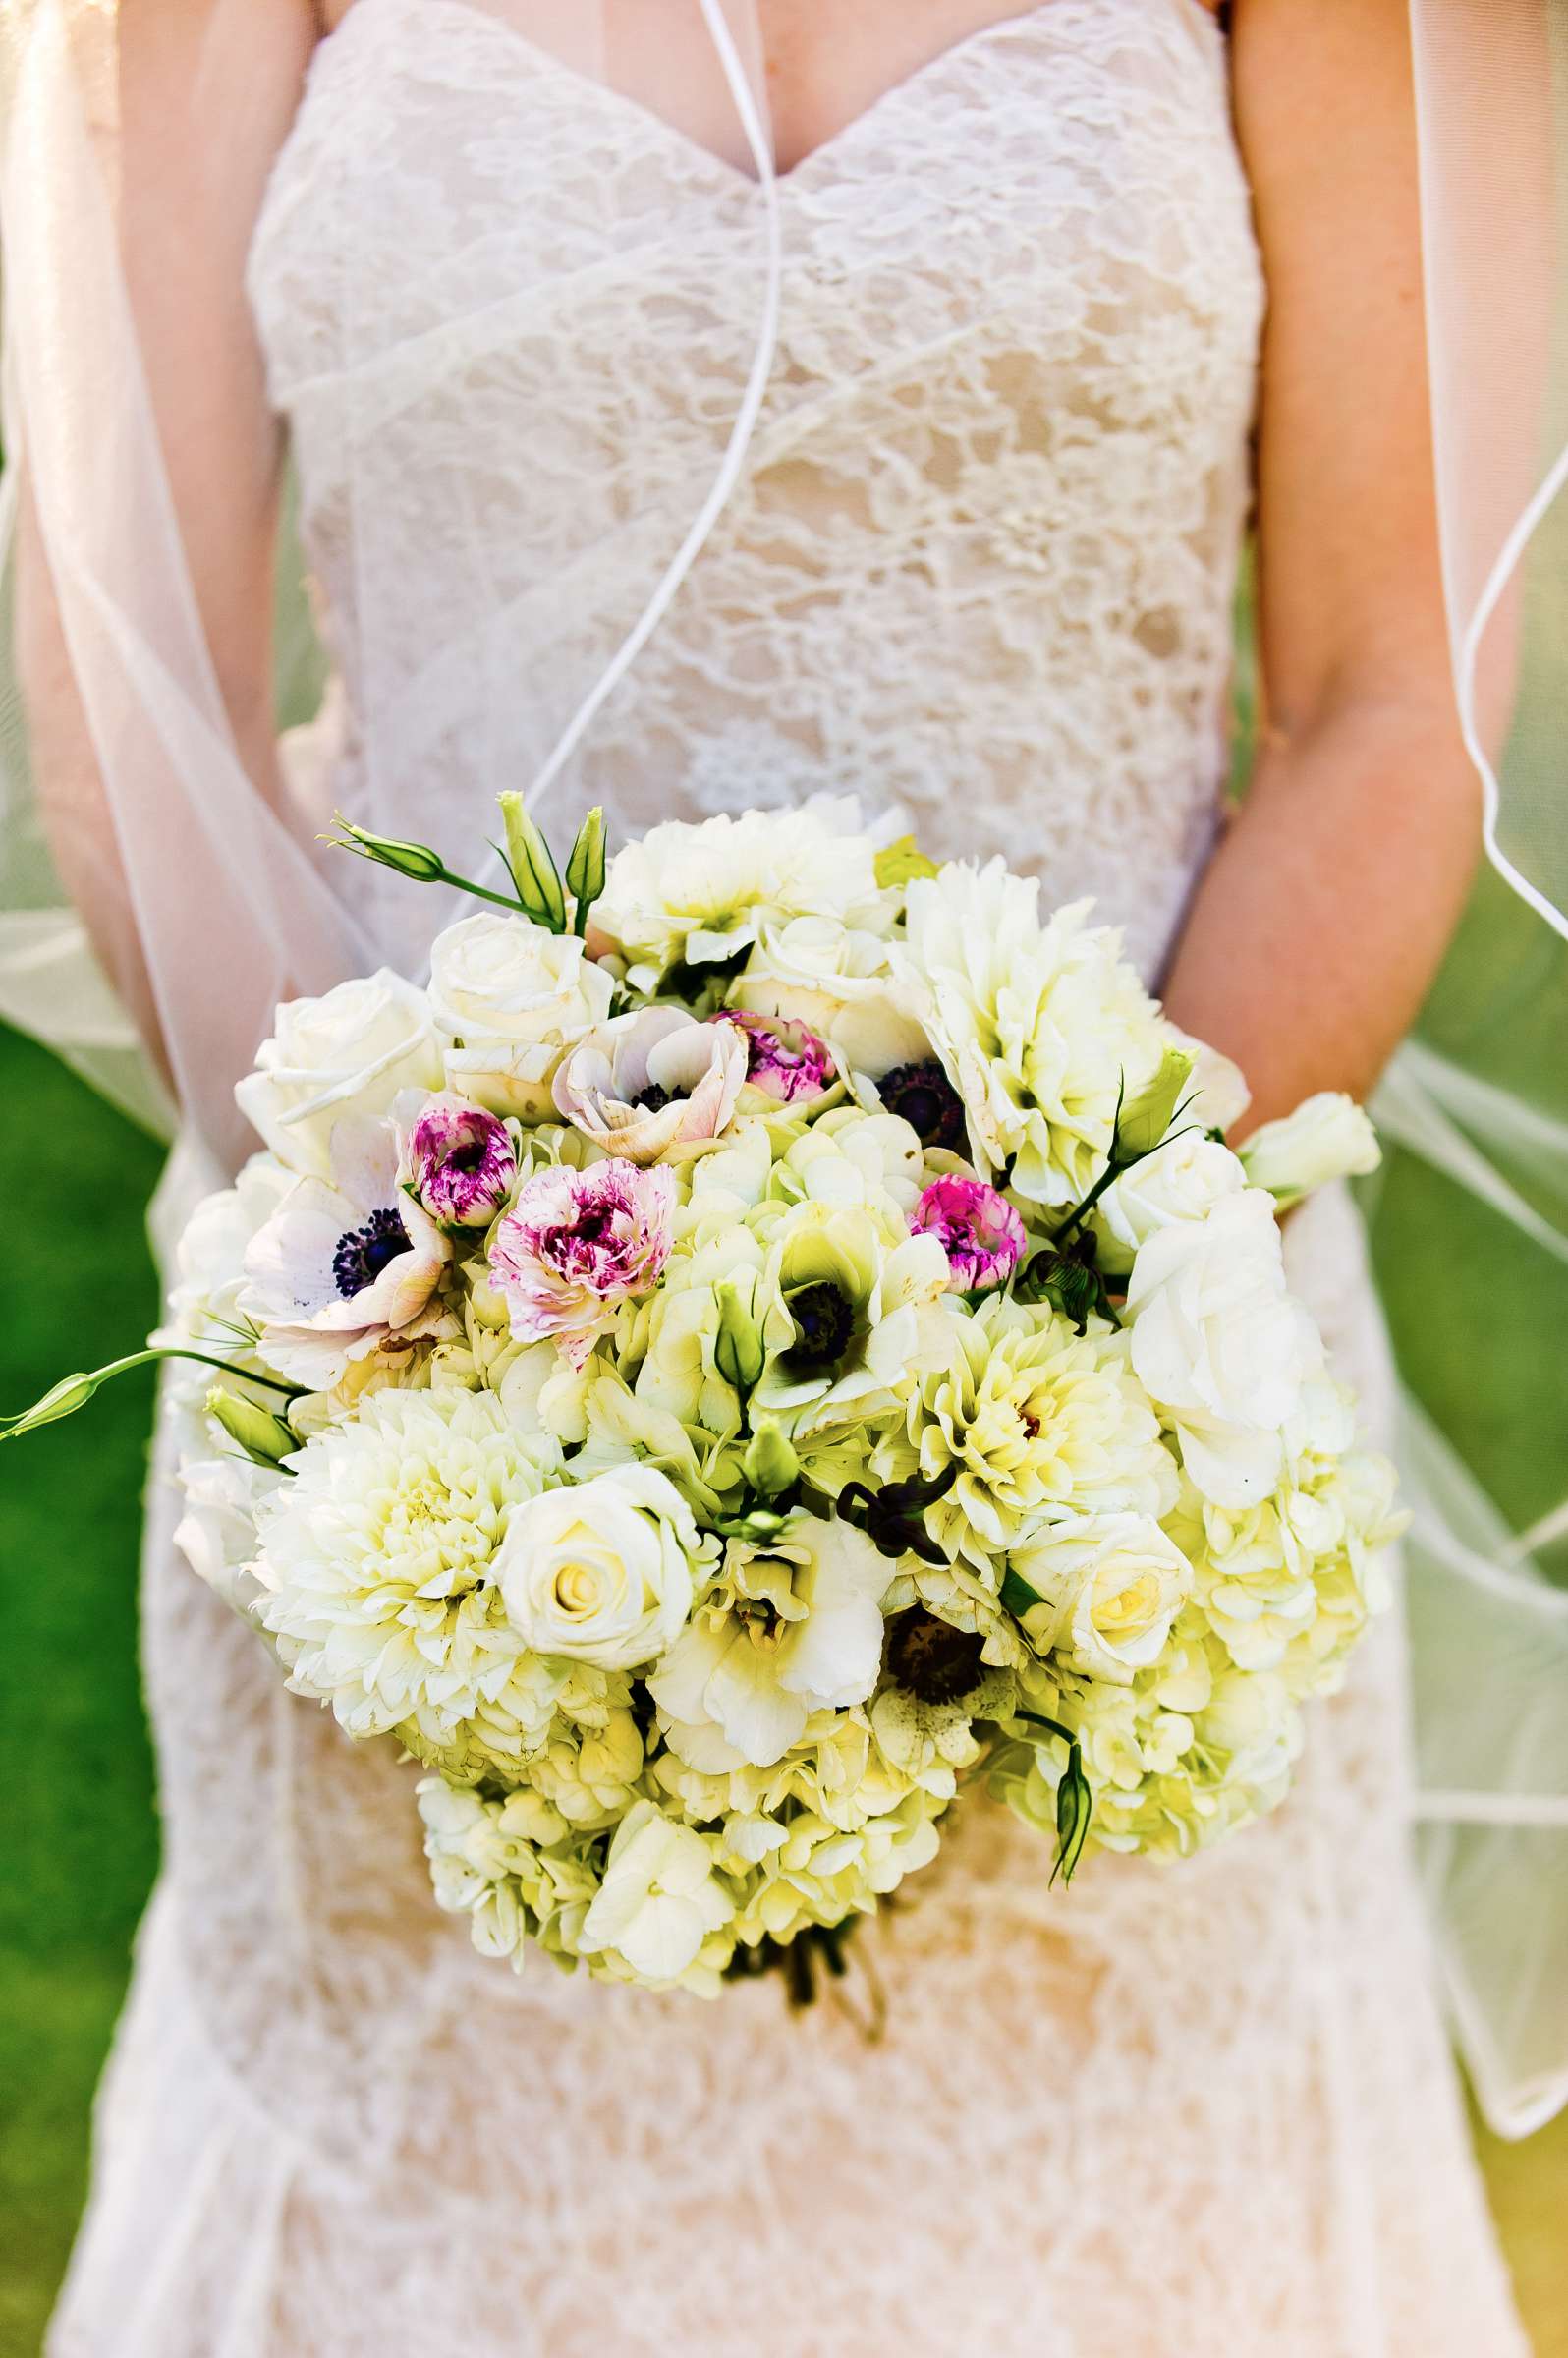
[911,1175,1027,1292]
[1,1369,100,1438]
[1115,1045,1196,1160]
[405,1095,517,1227]
[206,1386,298,1467]
[743,1420,800,1496]
[327,814,447,883]
[709,1010,835,1104]
[713,1276,767,1392]
[498,792,568,932]
[1239,1092,1381,1207]
[564,805,607,926]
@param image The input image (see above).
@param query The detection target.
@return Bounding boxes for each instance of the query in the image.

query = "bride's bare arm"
[1159,0,1483,1130]
[13,0,321,1050]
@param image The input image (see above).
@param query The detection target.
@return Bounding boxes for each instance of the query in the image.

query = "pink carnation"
[405,1095,517,1227]
[488,1159,675,1367]
[912,1174,1027,1294]
[710,1009,835,1104]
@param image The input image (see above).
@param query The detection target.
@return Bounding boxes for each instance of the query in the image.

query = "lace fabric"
[43,3,1530,2350]
[248,0,1261,983]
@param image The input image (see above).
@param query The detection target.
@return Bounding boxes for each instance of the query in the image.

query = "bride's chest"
[250,0,1262,462]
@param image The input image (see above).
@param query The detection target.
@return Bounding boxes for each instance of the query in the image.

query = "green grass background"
[2,577,1567,2351]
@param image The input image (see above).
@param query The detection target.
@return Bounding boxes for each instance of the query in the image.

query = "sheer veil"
[0,0,1565,2134]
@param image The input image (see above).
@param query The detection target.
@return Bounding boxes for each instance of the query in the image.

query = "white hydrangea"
[578,1800,736,1986]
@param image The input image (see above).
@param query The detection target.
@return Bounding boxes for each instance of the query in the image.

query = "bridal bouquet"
[8,797,1399,1997]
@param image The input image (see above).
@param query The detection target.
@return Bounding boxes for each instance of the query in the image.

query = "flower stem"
[1,1348,305,1443]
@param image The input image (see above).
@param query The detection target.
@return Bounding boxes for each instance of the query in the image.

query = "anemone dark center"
[880,1058,966,1151]
[332,1206,412,1299]
[631,1082,673,1114]
[885,1607,986,1706]
[782,1280,856,1377]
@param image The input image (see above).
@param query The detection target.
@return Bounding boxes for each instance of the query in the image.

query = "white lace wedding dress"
[48,3,1530,2352]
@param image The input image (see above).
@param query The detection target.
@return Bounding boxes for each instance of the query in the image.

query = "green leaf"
[497,793,568,931]
[564,806,607,934]
[1016,1247,1102,1334]
[999,1568,1044,1618]
[873,834,940,890]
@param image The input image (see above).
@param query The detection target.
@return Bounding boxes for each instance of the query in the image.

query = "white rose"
[172,1453,279,1616]
[497,1464,707,1669]
[732,915,930,1080]
[1010,1512,1193,1685]
[155,1155,295,1406]
[1240,1093,1381,1207]
[235,970,442,1179]
[1092,1130,1248,1271]
[1124,1189,1323,1508]
[428,913,615,1118]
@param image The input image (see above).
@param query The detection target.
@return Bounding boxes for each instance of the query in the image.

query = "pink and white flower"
[911,1174,1027,1293]
[241,1117,452,1390]
[551,1006,747,1164]
[708,1009,835,1105]
[488,1158,676,1367]
[404,1095,517,1228]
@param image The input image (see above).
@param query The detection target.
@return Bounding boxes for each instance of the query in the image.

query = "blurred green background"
[2,582,1567,2352]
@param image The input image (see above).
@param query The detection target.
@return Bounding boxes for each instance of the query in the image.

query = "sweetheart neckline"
[319,0,1221,193]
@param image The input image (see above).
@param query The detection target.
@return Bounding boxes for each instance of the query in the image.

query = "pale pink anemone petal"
[404,1094,518,1227]
[552,1006,746,1164]
[488,1158,676,1368]
[707,1009,835,1104]
[243,1115,452,1387]
[911,1174,1027,1294]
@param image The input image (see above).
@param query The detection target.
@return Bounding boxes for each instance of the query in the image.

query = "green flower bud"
[564,805,607,931]
[743,1419,799,1497]
[1115,1046,1196,1162]
[713,1276,766,1394]
[206,1386,298,1469]
[328,814,447,883]
[1,1370,100,1439]
[498,792,567,931]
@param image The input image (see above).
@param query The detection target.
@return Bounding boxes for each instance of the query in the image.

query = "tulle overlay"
[23,0,1536,2347]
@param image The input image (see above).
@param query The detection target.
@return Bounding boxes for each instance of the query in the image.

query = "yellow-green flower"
[876,1294,1177,1571]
